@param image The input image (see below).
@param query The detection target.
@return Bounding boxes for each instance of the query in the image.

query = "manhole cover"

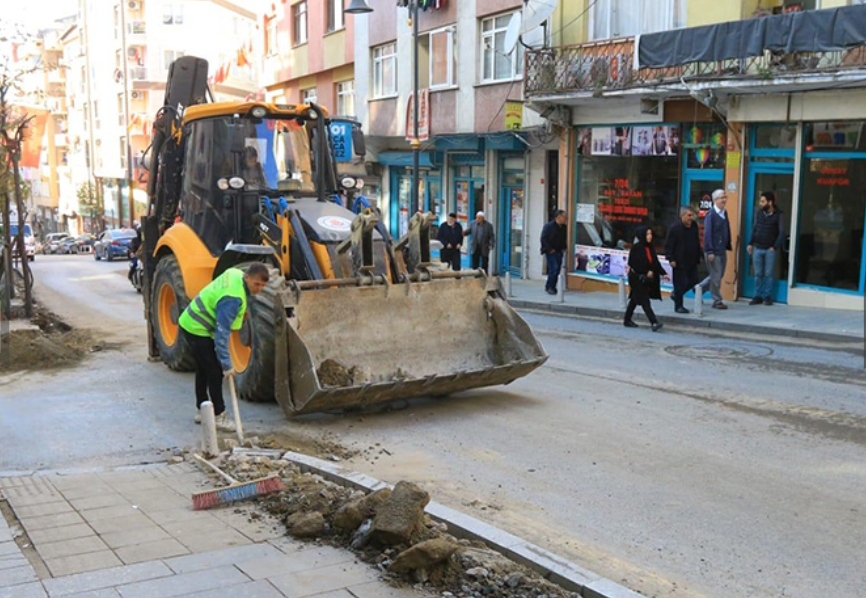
[665,343,774,360]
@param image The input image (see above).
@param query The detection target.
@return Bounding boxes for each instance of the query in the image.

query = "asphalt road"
[2,255,865,598]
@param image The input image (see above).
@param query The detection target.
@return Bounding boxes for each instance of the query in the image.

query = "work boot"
[214,412,236,432]
[194,411,201,425]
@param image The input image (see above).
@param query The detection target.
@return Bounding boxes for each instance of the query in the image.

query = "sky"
[1,0,77,32]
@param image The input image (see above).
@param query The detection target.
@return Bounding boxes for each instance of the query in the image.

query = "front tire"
[232,265,282,403]
[94,248,101,261]
[151,255,195,371]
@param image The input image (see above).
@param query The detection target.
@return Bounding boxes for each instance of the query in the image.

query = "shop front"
[740,121,866,309]
[570,121,738,297]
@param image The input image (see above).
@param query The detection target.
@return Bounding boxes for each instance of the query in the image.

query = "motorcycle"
[128,251,142,293]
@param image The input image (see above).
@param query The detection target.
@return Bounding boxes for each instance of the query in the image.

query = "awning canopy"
[377,151,440,167]
[639,5,866,69]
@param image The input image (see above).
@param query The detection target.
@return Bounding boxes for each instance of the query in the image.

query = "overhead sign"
[505,101,523,130]
[405,89,430,142]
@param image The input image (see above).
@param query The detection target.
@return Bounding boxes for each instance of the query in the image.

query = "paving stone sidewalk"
[0,464,429,598]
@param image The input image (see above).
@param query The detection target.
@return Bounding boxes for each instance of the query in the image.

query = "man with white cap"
[464,210,495,273]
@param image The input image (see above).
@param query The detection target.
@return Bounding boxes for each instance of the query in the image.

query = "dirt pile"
[1,305,100,372]
[200,450,579,598]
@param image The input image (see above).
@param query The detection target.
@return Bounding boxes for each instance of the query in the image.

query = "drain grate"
[665,343,774,360]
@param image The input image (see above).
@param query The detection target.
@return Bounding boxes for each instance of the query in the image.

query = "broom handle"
[228,374,244,444]
[193,453,239,486]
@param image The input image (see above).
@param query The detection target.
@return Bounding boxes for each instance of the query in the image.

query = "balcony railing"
[526,38,866,97]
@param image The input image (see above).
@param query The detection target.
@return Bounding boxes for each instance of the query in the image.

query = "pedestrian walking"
[703,189,732,309]
[747,191,784,306]
[437,213,463,271]
[179,264,270,430]
[464,211,495,273]
[664,206,702,313]
[540,209,567,295]
[624,226,665,332]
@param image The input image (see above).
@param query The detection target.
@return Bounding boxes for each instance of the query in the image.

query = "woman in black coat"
[624,226,666,331]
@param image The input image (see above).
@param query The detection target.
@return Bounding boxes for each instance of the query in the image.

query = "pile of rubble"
[0,304,100,372]
[203,449,579,598]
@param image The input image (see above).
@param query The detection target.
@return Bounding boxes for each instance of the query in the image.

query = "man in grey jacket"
[464,211,495,273]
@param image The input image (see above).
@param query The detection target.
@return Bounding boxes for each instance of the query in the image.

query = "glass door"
[742,165,794,302]
[681,170,724,297]
[499,157,525,277]
[453,166,485,269]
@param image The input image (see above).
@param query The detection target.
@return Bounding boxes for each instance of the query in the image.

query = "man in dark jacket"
[437,213,463,271]
[665,207,702,313]
[703,189,732,309]
[540,210,567,295]
[747,191,785,306]
[464,211,495,273]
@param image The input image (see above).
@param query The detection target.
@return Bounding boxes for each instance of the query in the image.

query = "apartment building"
[350,0,553,274]
[526,0,866,310]
[70,0,259,229]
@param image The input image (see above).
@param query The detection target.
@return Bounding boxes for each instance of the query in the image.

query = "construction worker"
[178,263,270,430]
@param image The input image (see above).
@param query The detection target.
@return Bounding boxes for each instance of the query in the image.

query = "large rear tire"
[232,265,282,403]
[151,255,196,371]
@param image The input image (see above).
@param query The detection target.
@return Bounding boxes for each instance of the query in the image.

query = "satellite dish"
[503,12,522,55]
[521,0,558,35]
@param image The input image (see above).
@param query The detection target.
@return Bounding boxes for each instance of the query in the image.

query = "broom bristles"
[192,474,284,510]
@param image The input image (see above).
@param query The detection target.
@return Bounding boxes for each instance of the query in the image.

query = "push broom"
[191,454,284,510]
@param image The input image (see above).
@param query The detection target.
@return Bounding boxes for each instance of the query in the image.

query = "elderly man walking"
[464,211,495,274]
[703,189,732,309]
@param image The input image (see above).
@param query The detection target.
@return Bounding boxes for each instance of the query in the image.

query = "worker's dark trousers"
[183,330,225,415]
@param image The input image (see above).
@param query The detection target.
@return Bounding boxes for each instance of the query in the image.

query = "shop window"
[804,121,866,152]
[684,123,726,170]
[795,157,865,292]
[753,124,797,151]
[574,126,680,276]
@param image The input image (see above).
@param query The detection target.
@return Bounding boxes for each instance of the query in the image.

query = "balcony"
[525,5,866,100]
[127,21,146,38]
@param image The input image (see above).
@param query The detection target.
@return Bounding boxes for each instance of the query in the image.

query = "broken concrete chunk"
[333,487,393,533]
[389,537,459,573]
[285,511,325,538]
[371,481,430,546]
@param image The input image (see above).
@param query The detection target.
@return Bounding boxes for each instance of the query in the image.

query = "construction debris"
[189,448,580,598]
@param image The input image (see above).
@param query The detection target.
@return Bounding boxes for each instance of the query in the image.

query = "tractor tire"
[232,265,283,403]
[151,255,195,371]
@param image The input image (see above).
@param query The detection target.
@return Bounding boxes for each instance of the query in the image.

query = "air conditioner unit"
[127,47,138,59]
[131,90,142,99]
[128,0,139,9]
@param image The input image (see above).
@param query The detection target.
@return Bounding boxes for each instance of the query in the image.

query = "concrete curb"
[283,451,647,598]
[509,299,863,345]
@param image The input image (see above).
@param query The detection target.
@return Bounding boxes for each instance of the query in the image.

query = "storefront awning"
[377,151,439,167]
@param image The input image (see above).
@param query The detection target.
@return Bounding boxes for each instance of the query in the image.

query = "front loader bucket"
[273,274,547,416]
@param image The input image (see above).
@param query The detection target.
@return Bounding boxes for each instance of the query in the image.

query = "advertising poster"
[575,244,673,288]
[590,127,614,155]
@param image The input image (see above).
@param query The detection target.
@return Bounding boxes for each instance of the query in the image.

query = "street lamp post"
[346,0,423,216]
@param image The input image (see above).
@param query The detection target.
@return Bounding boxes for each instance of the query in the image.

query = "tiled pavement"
[0,464,429,598]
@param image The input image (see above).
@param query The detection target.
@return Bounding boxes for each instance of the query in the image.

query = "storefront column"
[723,122,746,302]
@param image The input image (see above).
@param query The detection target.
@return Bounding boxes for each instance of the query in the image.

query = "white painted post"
[556,268,565,303]
[200,401,220,457]
[693,284,703,316]
[618,276,627,309]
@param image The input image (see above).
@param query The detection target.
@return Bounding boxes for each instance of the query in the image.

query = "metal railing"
[525,38,866,96]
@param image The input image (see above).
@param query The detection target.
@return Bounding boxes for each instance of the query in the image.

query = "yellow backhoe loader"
[141,56,547,417]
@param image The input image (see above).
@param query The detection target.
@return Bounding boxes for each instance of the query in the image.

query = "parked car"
[94,229,137,261]
[43,232,70,254]
[60,234,96,254]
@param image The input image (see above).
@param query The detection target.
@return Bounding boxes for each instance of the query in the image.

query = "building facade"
[71,0,259,230]
[526,0,866,311]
